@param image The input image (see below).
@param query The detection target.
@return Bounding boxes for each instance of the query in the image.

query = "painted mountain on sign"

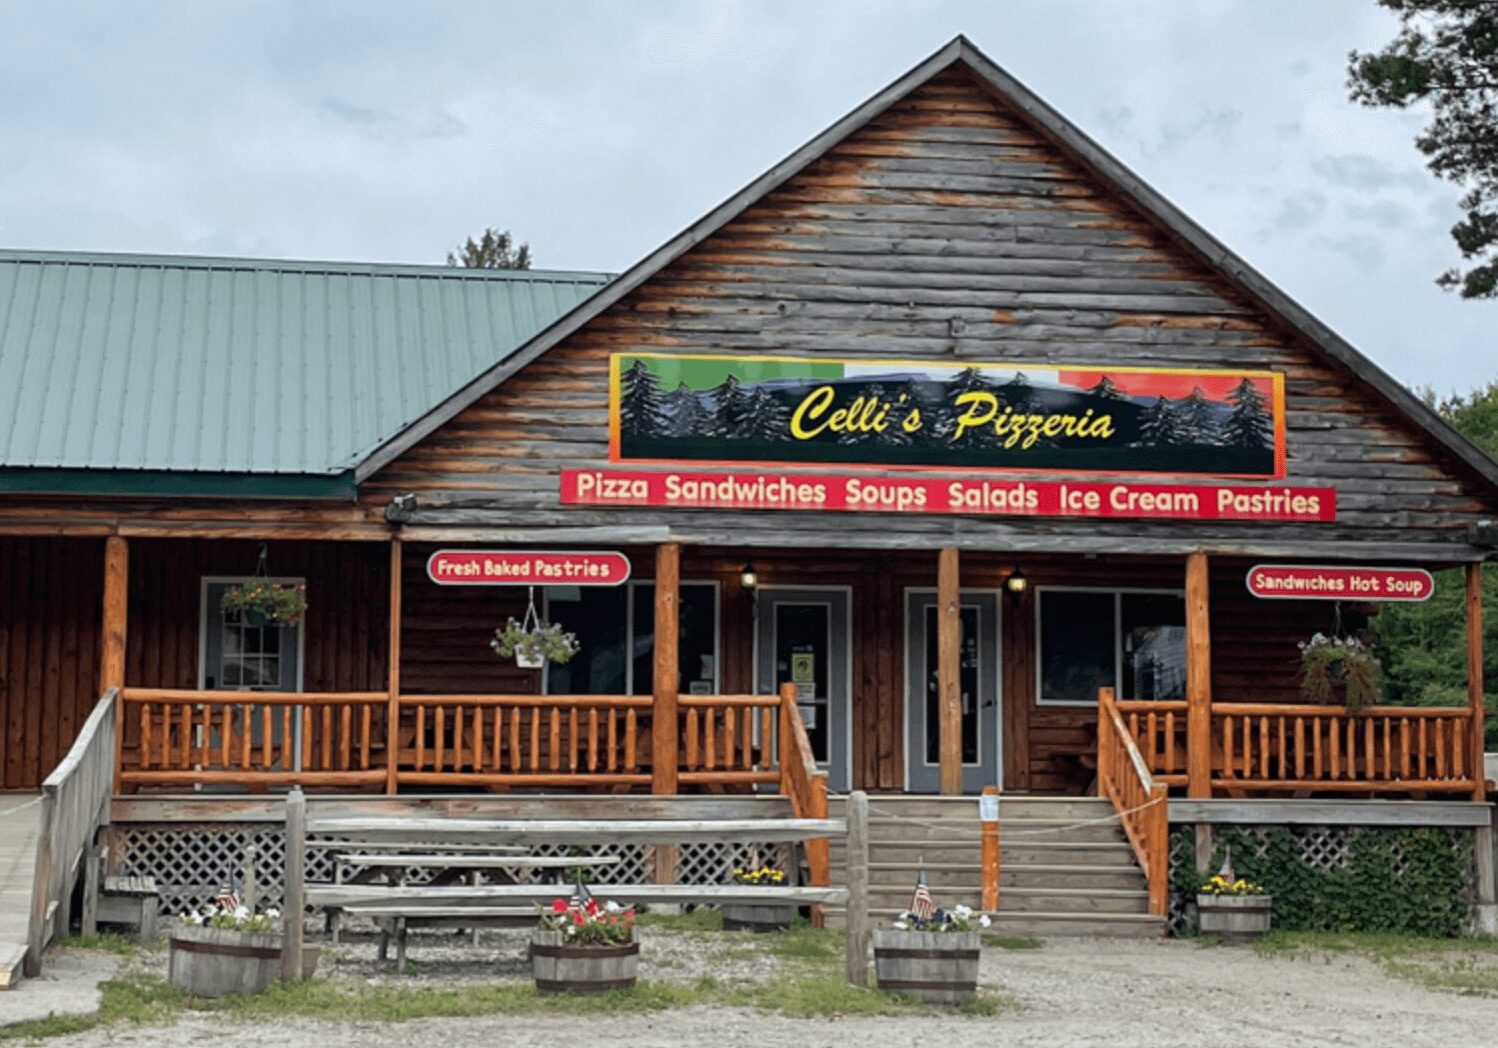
[612,354,1282,477]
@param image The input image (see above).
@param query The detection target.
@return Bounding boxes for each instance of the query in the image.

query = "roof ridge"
[0,248,613,283]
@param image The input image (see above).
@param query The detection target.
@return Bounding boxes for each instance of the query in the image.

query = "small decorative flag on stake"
[569,868,593,911]
[909,862,935,920]
[215,885,242,913]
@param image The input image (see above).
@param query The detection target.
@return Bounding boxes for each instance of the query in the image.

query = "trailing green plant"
[221,581,308,627]
[1172,825,1472,937]
[1298,633,1383,713]
[491,618,579,665]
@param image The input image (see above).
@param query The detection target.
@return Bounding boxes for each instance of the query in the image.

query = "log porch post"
[1468,562,1486,803]
[386,539,402,795]
[102,535,129,794]
[1185,551,1212,799]
[937,547,962,795]
[652,542,681,795]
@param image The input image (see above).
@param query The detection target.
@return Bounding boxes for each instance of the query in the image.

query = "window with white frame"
[1036,587,1185,705]
[199,577,305,692]
[544,581,719,695]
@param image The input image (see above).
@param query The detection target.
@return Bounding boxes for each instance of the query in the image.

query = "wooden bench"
[285,802,870,980]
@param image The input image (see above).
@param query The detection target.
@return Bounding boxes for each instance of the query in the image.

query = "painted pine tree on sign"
[619,359,668,438]
[1224,378,1274,449]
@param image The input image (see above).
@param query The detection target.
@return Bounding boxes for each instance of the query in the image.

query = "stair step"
[982,911,1166,938]
[1000,864,1146,889]
[1000,842,1138,865]
[999,886,1150,914]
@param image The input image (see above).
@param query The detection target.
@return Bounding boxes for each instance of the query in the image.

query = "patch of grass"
[58,933,138,956]
[0,973,183,1043]
[981,934,1040,951]
[1254,930,1498,998]
[765,925,843,964]
[635,908,724,933]
[961,991,1022,1016]
[1254,930,1498,961]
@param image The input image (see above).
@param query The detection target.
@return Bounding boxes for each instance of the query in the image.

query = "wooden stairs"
[824,795,1165,938]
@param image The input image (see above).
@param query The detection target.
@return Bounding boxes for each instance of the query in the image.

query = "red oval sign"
[1245,565,1434,602]
[426,550,631,587]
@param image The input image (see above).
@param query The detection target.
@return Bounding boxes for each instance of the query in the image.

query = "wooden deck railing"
[27,689,118,976]
[1097,688,1168,918]
[396,694,653,788]
[118,688,388,789]
[1117,697,1477,795]
[117,687,797,794]
[1209,703,1475,793]
[680,694,781,786]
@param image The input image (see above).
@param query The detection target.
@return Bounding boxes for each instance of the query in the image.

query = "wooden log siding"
[0,538,104,790]
[360,68,1498,555]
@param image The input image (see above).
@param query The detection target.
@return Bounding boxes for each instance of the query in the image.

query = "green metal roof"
[0,249,610,494]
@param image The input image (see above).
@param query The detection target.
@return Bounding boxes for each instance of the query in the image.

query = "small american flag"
[215,886,241,913]
[569,876,593,910]
[909,866,935,920]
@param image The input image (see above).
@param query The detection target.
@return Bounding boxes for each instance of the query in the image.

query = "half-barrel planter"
[1197,894,1274,943]
[168,924,283,997]
[531,928,639,994]
[872,929,981,1005]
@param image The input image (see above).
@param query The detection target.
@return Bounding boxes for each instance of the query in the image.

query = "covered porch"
[67,534,1485,802]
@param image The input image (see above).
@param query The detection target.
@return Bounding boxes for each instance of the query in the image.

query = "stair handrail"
[1097,687,1168,918]
[777,682,830,887]
[26,688,118,976]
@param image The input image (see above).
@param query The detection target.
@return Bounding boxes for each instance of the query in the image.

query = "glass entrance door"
[754,588,850,792]
[905,590,999,793]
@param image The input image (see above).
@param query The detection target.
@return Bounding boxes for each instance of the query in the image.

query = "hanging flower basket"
[220,581,307,629]
[1298,632,1382,714]
[491,589,579,669]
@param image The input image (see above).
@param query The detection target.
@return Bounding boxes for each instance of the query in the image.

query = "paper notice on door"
[790,652,815,686]
[797,703,818,729]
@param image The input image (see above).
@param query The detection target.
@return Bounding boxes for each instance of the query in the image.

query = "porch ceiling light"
[740,562,759,590]
[1005,568,1028,596]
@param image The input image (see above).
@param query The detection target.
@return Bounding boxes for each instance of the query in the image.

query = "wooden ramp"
[0,794,41,988]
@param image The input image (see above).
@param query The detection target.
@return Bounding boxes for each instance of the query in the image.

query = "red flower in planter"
[551,898,569,913]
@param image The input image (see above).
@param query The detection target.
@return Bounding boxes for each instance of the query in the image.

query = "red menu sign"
[1245,564,1435,602]
[426,550,631,587]
[560,468,1336,523]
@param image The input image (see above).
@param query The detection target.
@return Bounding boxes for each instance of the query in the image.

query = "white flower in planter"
[892,919,909,930]
[605,900,621,914]
[978,914,992,928]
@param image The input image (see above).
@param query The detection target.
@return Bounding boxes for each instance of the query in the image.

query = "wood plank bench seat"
[333,854,624,870]
[309,817,846,845]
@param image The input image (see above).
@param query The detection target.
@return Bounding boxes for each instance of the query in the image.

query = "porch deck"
[0,794,40,986]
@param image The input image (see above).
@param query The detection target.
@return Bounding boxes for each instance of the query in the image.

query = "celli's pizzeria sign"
[610,352,1287,479]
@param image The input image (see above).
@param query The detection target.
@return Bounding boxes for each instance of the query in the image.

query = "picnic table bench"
[282,796,872,982]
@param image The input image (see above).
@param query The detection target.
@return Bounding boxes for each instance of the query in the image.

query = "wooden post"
[102,536,129,794]
[652,543,680,795]
[280,788,306,983]
[1473,819,1496,934]
[243,844,258,913]
[1185,552,1212,799]
[980,785,1000,912]
[937,547,962,795]
[1467,562,1486,803]
[386,540,403,795]
[844,789,870,987]
[82,846,102,937]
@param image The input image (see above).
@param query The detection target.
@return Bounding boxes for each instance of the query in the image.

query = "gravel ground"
[24,930,1498,1048]
[0,949,122,1026]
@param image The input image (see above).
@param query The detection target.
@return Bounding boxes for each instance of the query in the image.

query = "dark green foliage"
[1348,1,1498,298]
[446,227,532,269]
[1375,380,1498,746]
[1223,377,1273,449]
[619,359,668,438]
[1172,826,1473,937]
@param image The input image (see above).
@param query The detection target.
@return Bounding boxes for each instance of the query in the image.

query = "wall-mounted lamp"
[1005,568,1028,596]
[739,562,759,590]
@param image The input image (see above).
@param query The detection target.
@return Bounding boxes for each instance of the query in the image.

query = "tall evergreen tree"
[1223,378,1273,449]
[709,374,754,439]
[943,367,998,446]
[1138,396,1182,446]
[999,371,1034,411]
[665,382,709,439]
[1175,386,1218,445]
[618,359,667,438]
[445,227,532,269]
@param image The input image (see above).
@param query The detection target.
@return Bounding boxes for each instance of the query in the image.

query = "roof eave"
[0,468,358,500]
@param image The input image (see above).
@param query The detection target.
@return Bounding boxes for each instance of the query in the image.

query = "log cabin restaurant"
[2,38,1496,945]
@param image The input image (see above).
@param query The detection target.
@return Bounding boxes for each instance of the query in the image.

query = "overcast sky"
[2,0,1494,394]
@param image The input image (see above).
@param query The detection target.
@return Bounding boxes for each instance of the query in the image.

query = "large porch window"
[544,581,719,695]
[1036,587,1185,705]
